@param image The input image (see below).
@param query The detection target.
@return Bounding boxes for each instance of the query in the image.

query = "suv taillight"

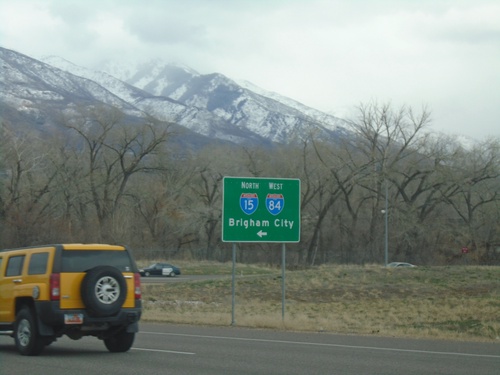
[134,273,141,300]
[50,273,60,301]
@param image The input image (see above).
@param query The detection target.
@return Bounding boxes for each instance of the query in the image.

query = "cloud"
[124,8,208,45]
[0,0,498,139]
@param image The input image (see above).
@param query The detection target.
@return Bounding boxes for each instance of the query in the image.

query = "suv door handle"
[13,279,23,283]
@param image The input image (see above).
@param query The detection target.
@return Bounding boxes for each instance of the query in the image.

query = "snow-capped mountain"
[2,46,349,147]
[99,59,346,134]
[1,49,141,115]
[121,61,350,143]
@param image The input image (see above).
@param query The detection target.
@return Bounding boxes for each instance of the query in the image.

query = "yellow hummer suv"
[0,244,142,355]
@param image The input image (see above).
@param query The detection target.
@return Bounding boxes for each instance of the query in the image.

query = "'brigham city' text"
[228,218,294,229]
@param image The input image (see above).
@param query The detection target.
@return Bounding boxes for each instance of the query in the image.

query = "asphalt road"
[1,323,499,374]
[140,274,231,283]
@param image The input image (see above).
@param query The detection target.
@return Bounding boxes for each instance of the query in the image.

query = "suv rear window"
[61,250,134,272]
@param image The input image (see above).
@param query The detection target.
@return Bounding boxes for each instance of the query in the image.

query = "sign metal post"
[222,177,300,324]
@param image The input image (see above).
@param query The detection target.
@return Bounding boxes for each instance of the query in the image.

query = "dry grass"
[140,263,500,342]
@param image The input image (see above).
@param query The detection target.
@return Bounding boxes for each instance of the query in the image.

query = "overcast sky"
[1,0,499,140]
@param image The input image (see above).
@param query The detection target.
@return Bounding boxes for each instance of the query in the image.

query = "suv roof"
[0,243,126,251]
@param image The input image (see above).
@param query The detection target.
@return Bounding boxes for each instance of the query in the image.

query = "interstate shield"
[240,193,259,215]
[266,193,284,215]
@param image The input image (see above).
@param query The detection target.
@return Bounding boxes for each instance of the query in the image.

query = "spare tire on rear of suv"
[81,266,127,317]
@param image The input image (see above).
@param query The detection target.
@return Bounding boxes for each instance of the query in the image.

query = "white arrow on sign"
[257,230,268,238]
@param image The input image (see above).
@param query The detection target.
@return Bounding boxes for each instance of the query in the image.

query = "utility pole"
[384,178,388,266]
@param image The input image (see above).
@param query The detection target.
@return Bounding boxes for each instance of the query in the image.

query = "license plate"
[64,313,84,324]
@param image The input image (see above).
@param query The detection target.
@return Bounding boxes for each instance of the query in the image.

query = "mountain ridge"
[2,46,349,147]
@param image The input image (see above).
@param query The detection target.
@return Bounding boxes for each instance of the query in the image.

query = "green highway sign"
[222,177,300,243]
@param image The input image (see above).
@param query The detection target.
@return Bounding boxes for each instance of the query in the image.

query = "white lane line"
[140,331,500,359]
[132,347,195,355]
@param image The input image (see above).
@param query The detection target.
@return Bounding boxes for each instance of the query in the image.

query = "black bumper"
[34,301,142,336]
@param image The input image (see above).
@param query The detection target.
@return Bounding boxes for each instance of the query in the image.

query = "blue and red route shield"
[266,193,284,215]
[240,193,258,215]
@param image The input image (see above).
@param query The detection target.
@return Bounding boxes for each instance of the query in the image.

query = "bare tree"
[438,139,500,261]
[62,107,171,241]
[0,122,60,246]
[2,103,498,267]
[317,102,435,263]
